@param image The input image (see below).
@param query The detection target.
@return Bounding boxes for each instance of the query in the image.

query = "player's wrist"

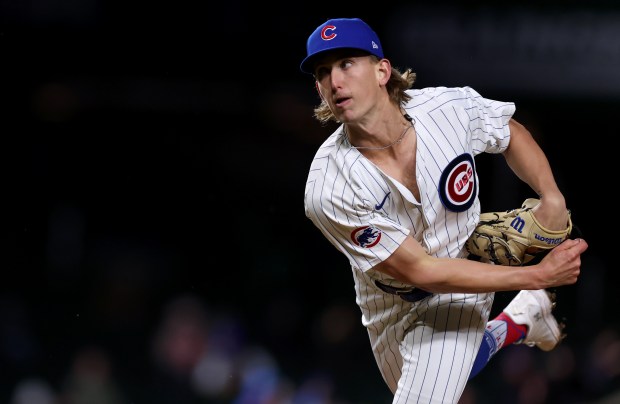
[537,192,566,211]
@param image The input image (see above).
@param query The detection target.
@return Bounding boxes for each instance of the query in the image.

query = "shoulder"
[404,86,514,115]
[307,125,364,180]
[309,126,345,162]
[406,86,483,101]
[404,86,483,114]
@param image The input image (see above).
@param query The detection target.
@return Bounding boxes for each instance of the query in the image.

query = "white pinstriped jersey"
[304,86,516,402]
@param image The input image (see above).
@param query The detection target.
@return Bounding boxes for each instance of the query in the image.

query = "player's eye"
[339,59,355,70]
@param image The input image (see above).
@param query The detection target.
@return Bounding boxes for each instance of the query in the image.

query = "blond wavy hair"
[313,56,417,124]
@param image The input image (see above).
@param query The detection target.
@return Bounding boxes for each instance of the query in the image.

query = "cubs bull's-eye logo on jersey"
[438,153,477,212]
[351,225,382,248]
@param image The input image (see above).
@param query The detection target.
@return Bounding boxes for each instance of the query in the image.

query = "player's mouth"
[334,96,351,108]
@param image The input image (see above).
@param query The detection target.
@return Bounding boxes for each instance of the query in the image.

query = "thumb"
[556,238,588,254]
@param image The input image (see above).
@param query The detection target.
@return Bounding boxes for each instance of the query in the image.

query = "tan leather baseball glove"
[465,198,573,266]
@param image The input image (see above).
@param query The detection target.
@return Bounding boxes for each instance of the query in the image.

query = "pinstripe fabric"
[304,86,515,403]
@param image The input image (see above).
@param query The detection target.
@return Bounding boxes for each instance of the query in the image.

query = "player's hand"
[536,238,588,288]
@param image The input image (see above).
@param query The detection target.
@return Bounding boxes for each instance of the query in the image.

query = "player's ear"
[377,59,392,86]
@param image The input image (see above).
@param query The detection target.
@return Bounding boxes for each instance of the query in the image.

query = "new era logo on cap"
[300,18,384,74]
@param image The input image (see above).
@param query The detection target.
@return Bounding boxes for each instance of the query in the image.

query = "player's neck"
[345,110,414,151]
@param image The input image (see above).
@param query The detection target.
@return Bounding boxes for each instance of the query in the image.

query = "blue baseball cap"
[300,18,384,74]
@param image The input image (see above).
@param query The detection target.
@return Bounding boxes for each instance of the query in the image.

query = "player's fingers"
[543,239,584,286]
[564,238,588,255]
[553,238,587,254]
[543,239,587,274]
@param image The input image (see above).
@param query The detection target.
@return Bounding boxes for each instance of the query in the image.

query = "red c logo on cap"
[321,25,337,40]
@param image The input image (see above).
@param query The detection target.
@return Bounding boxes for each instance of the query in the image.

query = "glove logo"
[534,234,563,245]
[351,225,382,248]
[438,153,477,212]
[511,217,526,233]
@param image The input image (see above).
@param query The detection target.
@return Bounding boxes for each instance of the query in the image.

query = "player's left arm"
[501,118,569,231]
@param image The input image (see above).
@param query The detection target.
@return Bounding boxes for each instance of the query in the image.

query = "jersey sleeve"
[304,170,410,273]
[463,86,515,156]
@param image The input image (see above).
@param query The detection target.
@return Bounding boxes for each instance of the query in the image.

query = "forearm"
[406,257,542,293]
[375,237,543,293]
[503,119,563,202]
[374,235,584,293]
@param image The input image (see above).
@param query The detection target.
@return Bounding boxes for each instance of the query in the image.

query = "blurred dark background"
[1,1,618,403]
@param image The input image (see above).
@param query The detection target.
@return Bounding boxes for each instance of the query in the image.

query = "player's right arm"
[502,118,569,231]
[374,235,587,293]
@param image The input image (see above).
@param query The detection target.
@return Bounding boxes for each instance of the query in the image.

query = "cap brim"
[300,48,373,74]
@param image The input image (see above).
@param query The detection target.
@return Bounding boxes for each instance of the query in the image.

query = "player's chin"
[334,108,357,124]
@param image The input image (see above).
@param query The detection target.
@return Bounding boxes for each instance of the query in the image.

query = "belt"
[374,280,433,303]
